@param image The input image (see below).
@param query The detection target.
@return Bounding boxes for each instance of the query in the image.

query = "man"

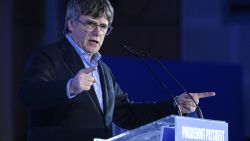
[20,0,215,141]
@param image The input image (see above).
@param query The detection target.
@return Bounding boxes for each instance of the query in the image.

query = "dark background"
[1,0,250,140]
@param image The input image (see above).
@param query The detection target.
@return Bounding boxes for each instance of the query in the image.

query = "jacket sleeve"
[20,47,70,109]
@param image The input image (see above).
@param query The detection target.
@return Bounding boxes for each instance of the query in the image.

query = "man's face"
[68,15,109,57]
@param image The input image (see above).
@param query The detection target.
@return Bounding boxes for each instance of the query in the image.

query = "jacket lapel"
[60,38,84,76]
[98,62,108,114]
[88,86,104,114]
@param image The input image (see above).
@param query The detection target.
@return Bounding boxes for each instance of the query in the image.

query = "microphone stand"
[122,44,183,117]
[122,44,204,119]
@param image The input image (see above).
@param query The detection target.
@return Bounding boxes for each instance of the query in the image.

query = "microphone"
[122,44,204,119]
[122,44,183,117]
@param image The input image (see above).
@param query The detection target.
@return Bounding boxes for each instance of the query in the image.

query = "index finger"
[80,66,97,74]
[190,92,216,98]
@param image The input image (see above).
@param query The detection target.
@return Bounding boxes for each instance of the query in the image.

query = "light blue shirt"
[65,34,103,111]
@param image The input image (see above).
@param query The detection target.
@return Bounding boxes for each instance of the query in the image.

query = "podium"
[94,115,228,141]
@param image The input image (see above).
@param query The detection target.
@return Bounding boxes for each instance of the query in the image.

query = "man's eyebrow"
[85,19,97,23]
[84,18,108,25]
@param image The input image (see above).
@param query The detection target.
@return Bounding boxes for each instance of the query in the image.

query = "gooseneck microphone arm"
[122,44,183,117]
[151,55,204,119]
[122,44,204,119]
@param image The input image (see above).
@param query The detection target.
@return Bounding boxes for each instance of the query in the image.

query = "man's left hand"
[176,92,216,113]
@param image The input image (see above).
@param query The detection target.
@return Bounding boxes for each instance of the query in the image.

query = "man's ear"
[67,19,76,32]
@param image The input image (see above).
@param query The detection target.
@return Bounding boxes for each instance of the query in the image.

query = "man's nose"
[92,25,102,35]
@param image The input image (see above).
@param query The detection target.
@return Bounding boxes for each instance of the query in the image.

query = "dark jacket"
[20,38,177,141]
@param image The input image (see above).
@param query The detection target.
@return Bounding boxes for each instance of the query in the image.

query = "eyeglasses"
[77,19,113,35]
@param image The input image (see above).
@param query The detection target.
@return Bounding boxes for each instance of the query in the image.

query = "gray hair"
[64,0,114,33]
